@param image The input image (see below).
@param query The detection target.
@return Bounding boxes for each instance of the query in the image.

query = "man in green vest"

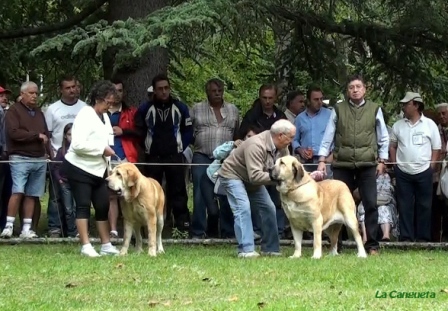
[316,75,389,256]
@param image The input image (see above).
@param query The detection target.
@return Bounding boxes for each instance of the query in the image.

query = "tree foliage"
[2,0,448,113]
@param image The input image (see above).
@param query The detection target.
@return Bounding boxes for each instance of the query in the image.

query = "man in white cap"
[390,92,441,242]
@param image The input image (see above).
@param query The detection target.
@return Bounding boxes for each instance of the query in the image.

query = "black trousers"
[144,153,190,226]
[431,182,448,242]
[0,163,9,230]
[63,160,109,221]
[333,166,378,251]
[395,166,432,242]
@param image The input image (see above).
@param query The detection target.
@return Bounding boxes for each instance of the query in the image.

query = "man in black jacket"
[135,74,193,232]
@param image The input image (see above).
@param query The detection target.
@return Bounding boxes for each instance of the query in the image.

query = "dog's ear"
[126,168,138,187]
[292,159,304,182]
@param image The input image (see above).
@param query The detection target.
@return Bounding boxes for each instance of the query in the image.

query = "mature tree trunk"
[106,0,169,106]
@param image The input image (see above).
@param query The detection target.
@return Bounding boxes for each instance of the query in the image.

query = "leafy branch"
[0,0,108,40]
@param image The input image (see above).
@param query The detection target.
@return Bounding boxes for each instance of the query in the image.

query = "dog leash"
[106,154,123,175]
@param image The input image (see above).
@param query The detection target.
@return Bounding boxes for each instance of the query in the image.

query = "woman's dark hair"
[61,123,73,155]
[88,80,117,106]
[286,91,304,108]
[245,124,263,136]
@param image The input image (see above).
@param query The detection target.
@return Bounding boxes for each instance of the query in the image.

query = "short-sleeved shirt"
[390,115,441,174]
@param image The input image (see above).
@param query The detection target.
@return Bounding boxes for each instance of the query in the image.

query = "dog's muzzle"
[269,168,281,184]
[108,185,122,196]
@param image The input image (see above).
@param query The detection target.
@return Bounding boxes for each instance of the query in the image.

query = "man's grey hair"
[436,103,448,110]
[20,81,38,92]
[270,119,295,135]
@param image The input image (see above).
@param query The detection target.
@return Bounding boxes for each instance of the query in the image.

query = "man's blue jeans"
[191,153,214,237]
[221,177,280,253]
[47,175,63,234]
[59,183,77,237]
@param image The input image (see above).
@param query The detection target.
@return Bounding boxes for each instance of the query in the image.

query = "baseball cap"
[399,92,423,104]
[147,86,154,93]
[0,86,11,94]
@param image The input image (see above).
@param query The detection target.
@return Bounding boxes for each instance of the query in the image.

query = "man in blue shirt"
[292,86,332,175]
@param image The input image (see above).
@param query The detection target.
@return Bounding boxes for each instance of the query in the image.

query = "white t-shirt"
[65,106,114,178]
[45,99,87,155]
[390,115,441,174]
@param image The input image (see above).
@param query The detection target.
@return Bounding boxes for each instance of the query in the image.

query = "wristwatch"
[378,159,386,164]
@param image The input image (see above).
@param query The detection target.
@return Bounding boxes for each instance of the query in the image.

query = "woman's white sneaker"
[100,243,120,256]
[0,226,13,238]
[81,244,100,257]
[19,230,38,239]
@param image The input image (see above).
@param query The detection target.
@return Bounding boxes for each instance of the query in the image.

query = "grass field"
[1,244,448,311]
[3,187,448,310]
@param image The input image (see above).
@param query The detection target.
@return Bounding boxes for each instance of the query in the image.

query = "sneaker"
[253,232,262,241]
[260,251,282,257]
[110,231,119,239]
[48,231,61,238]
[238,251,260,258]
[100,244,120,256]
[81,245,100,257]
[19,230,38,239]
[0,226,13,239]
[175,221,190,232]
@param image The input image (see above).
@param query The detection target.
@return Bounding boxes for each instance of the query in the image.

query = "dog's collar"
[287,180,311,192]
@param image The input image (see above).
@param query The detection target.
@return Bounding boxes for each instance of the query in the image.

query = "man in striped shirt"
[190,79,240,239]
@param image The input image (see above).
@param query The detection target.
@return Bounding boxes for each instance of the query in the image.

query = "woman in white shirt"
[62,80,119,257]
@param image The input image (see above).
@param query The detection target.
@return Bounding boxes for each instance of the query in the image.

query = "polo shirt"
[108,105,126,160]
[390,115,441,174]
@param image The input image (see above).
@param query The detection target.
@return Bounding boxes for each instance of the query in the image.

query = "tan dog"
[106,162,165,257]
[271,155,367,259]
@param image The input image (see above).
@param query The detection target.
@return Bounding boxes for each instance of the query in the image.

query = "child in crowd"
[51,123,77,238]
[355,173,399,242]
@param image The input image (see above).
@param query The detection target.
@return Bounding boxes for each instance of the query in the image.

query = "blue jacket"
[135,98,193,155]
[206,141,235,183]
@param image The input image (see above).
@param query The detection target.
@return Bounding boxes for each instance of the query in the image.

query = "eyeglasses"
[281,133,295,140]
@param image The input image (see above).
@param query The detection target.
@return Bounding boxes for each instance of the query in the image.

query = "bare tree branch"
[0,0,108,40]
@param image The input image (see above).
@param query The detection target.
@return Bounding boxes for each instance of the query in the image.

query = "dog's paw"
[357,252,368,258]
[135,248,144,254]
[119,250,128,256]
[148,249,157,257]
[329,249,339,256]
[311,253,322,259]
[157,247,165,254]
[289,252,302,259]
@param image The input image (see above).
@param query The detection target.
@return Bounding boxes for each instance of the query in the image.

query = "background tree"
[1,0,448,116]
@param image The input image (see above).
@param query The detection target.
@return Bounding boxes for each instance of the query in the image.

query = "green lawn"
[5,185,447,310]
[1,244,447,311]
